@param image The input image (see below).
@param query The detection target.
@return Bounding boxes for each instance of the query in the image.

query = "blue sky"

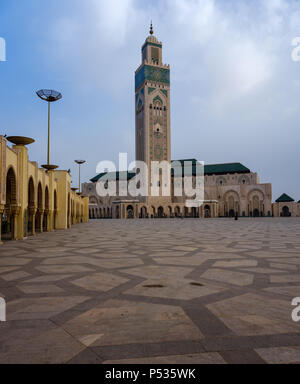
[0,0,300,200]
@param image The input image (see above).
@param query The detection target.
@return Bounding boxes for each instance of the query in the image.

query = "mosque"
[83,26,299,219]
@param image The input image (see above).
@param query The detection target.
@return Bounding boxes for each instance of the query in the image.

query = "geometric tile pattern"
[0,218,300,364]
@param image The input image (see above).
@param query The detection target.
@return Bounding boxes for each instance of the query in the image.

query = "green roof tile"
[204,162,250,175]
[171,160,250,176]
[90,171,136,183]
[90,161,251,182]
[275,193,295,203]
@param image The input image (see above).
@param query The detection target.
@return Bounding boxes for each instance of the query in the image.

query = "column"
[12,214,18,240]
[49,210,53,231]
[38,210,44,232]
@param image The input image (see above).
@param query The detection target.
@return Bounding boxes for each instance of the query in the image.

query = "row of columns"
[88,203,220,220]
[0,206,59,243]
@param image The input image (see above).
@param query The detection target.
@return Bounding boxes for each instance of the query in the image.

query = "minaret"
[135,24,171,169]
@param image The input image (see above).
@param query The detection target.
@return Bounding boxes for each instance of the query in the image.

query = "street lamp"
[75,160,86,193]
[36,89,62,171]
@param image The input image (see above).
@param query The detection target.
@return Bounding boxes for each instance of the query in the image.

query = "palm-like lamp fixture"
[75,160,86,193]
[36,89,62,170]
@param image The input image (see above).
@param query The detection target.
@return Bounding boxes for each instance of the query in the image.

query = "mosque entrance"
[191,207,198,218]
[282,206,291,217]
[229,209,235,217]
[127,205,134,219]
[158,207,164,218]
[204,205,211,218]
[253,209,260,217]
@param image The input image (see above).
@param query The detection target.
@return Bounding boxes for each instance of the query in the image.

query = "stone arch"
[35,183,43,232]
[6,167,17,206]
[37,183,43,209]
[43,186,49,232]
[238,175,250,185]
[282,206,291,217]
[224,190,240,217]
[204,204,211,218]
[158,206,164,218]
[127,205,134,219]
[45,187,49,211]
[28,178,35,208]
[27,177,35,236]
[153,95,164,118]
[216,176,227,186]
[2,167,17,240]
[247,189,265,217]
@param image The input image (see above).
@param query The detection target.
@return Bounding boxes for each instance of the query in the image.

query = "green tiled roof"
[90,171,136,183]
[275,193,295,203]
[172,159,250,176]
[204,162,250,175]
[171,159,199,177]
[90,161,251,182]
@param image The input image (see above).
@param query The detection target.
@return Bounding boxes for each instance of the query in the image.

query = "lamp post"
[36,89,62,170]
[75,160,86,193]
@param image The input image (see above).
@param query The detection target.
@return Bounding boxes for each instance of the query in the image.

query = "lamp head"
[36,89,62,102]
[75,160,86,165]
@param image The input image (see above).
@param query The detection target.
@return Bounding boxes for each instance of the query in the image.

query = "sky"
[0,0,300,200]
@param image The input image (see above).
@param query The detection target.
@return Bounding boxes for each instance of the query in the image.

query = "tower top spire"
[150,21,154,35]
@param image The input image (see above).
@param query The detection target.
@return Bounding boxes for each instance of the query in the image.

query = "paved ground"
[0,218,300,364]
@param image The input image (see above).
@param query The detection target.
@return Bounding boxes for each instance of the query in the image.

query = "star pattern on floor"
[0,218,300,364]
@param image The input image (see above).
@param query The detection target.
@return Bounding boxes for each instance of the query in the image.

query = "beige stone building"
[83,27,296,220]
[0,136,89,244]
[272,193,300,217]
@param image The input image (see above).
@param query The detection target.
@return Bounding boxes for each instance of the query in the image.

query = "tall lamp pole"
[36,89,62,170]
[75,160,86,193]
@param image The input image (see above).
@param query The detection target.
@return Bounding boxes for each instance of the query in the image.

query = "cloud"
[92,0,138,47]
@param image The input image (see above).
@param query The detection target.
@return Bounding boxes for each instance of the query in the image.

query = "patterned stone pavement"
[0,218,300,364]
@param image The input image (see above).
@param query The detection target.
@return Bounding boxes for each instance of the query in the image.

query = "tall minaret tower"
[135,24,171,171]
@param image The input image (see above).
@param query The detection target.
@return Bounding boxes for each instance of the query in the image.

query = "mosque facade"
[83,27,298,219]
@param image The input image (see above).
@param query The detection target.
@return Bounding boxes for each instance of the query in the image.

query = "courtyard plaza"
[0,218,300,364]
